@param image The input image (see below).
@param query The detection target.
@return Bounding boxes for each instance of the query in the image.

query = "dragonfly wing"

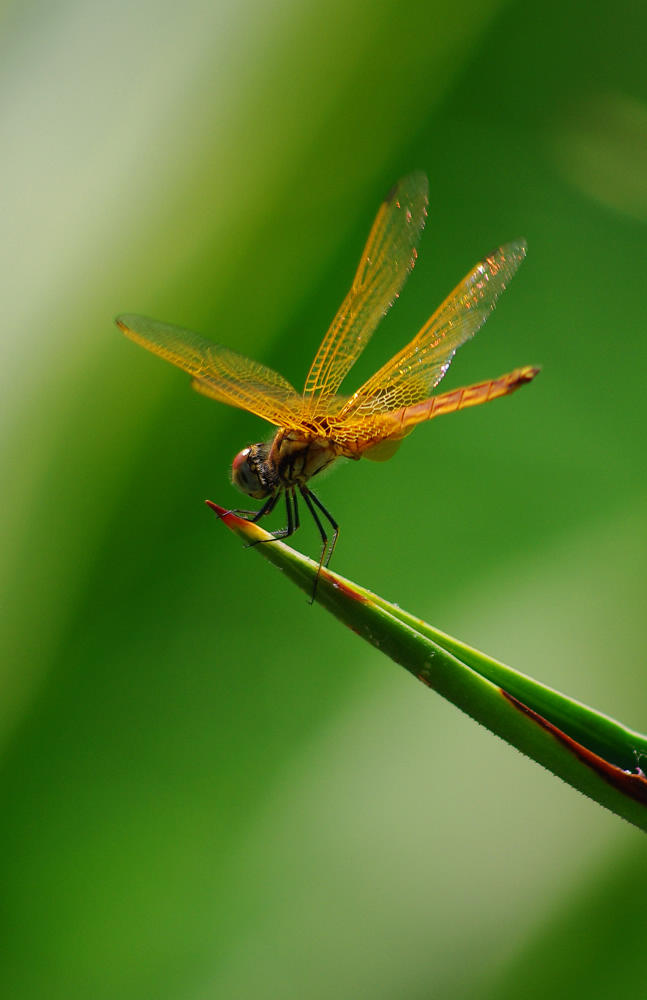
[302,172,429,411]
[337,240,527,421]
[117,314,303,428]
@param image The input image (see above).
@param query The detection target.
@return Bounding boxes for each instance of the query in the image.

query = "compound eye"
[231,448,265,498]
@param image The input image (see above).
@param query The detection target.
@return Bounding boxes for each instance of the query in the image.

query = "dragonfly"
[117,172,538,578]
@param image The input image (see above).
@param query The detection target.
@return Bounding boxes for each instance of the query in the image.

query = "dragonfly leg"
[299,486,339,603]
[220,493,280,522]
[252,492,281,522]
[301,487,339,568]
[266,489,299,540]
[246,489,301,549]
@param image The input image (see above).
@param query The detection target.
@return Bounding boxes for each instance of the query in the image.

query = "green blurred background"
[1,0,646,996]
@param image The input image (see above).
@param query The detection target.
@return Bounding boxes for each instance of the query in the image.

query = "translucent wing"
[302,172,429,413]
[336,240,527,421]
[117,314,303,428]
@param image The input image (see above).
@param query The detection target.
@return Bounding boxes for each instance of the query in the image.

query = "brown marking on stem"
[502,690,647,806]
[324,572,368,604]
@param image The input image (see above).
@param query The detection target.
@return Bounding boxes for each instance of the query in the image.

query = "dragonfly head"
[231,443,273,499]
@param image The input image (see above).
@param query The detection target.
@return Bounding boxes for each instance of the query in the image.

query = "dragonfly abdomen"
[400,365,540,429]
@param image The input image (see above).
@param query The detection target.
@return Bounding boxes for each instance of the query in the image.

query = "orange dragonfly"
[117,172,537,573]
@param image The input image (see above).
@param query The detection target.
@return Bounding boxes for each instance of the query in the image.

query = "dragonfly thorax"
[232,432,341,499]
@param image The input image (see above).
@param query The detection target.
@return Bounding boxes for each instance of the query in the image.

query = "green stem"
[207,503,647,833]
